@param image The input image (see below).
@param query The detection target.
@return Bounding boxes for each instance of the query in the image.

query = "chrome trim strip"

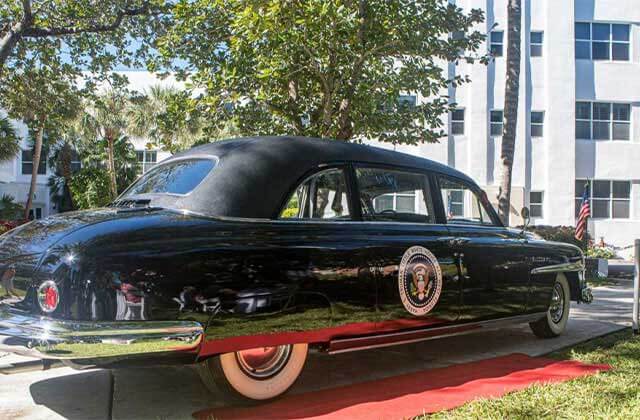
[531,261,585,275]
[0,304,204,361]
[327,312,546,354]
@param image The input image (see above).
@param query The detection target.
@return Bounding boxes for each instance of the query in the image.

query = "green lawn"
[422,329,640,419]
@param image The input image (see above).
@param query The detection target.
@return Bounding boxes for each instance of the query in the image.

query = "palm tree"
[128,85,202,153]
[80,90,129,199]
[497,0,522,225]
[0,116,19,163]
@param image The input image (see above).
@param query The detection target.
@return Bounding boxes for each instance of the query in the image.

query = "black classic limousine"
[1,136,592,401]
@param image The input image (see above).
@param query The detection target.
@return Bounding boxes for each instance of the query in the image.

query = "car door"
[351,166,461,330]
[277,166,378,330]
[437,175,529,322]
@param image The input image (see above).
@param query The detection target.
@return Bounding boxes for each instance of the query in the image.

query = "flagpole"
[584,212,589,250]
[584,182,589,251]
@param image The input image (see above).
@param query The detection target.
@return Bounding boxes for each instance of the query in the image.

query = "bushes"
[68,167,113,209]
[586,247,616,259]
[0,194,23,220]
[528,225,588,250]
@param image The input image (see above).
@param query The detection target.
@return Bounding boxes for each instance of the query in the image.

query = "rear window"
[125,158,216,196]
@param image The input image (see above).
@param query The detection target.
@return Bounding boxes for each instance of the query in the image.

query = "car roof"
[137,136,479,219]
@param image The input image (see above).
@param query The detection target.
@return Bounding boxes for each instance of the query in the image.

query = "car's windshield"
[124,158,216,197]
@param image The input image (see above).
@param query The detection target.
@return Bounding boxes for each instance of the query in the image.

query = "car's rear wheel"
[198,343,308,402]
[530,273,571,338]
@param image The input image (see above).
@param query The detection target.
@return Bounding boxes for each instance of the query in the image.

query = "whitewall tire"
[198,343,308,402]
[530,273,571,338]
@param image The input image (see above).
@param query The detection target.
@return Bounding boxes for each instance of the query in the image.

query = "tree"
[156,0,487,144]
[0,65,80,219]
[497,0,521,226]
[0,115,19,162]
[70,134,137,209]
[47,125,82,212]
[79,90,130,199]
[128,84,202,153]
[0,1,168,78]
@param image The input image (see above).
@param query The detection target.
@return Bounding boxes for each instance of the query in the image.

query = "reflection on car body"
[0,136,592,401]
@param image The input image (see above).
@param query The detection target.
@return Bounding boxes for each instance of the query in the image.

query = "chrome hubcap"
[549,282,565,324]
[236,345,292,379]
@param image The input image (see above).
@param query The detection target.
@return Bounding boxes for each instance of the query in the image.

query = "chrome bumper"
[0,304,204,362]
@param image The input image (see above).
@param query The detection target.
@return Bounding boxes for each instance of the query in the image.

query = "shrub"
[527,225,589,250]
[0,194,23,220]
[586,247,616,259]
[69,167,113,209]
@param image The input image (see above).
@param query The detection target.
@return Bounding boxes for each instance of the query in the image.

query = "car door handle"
[438,237,470,247]
[451,238,470,246]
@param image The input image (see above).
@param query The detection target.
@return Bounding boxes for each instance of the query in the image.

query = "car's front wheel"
[198,343,308,402]
[530,273,571,338]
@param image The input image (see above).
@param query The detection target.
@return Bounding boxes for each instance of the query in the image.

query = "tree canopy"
[128,84,203,153]
[0,0,170,79]
[157,0,487,144]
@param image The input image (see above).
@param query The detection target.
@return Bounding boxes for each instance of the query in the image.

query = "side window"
[355,167,435,223]
[439,177,496,226]
[280,168,350,220]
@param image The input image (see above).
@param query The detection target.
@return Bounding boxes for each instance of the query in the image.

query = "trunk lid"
[0,209,141,309]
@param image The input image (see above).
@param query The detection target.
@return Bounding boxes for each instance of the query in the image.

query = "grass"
[422,329,640,419]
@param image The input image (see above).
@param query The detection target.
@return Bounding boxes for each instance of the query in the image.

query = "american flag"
[575,184,590,241]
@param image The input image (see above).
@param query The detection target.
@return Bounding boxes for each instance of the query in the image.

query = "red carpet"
[193,353,610,420]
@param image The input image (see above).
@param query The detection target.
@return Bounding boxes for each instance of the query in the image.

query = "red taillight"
[37,281,59,313]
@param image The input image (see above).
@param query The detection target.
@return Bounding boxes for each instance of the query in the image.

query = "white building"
[372,0,640,257]
[2,0,639,255]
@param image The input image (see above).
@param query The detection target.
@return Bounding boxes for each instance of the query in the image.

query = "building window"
[28,207,43,220]
[575,179,630,219]
[529,191,543,218]
[490,110,503,136]
[490,31,504,57]
[136,150,158,174]
[575,22,630,61]
[576,101,630,141]
[21,150,46,175]
[398,95,417,109]
[70,149,82,173]
[530,31,543,57]
[451,109,465,135]
[531,111,544,137]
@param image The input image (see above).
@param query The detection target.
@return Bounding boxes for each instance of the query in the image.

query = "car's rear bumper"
[0,304,204,365]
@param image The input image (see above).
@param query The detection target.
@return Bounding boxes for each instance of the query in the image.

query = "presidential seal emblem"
[398,246,442,316]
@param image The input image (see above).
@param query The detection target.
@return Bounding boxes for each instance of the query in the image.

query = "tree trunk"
[497,0,522,226]
[0,30,21,77]
[0,12,31,78]
[60,143,75,211]
[106,136,117,199]
[24,120,44,220]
